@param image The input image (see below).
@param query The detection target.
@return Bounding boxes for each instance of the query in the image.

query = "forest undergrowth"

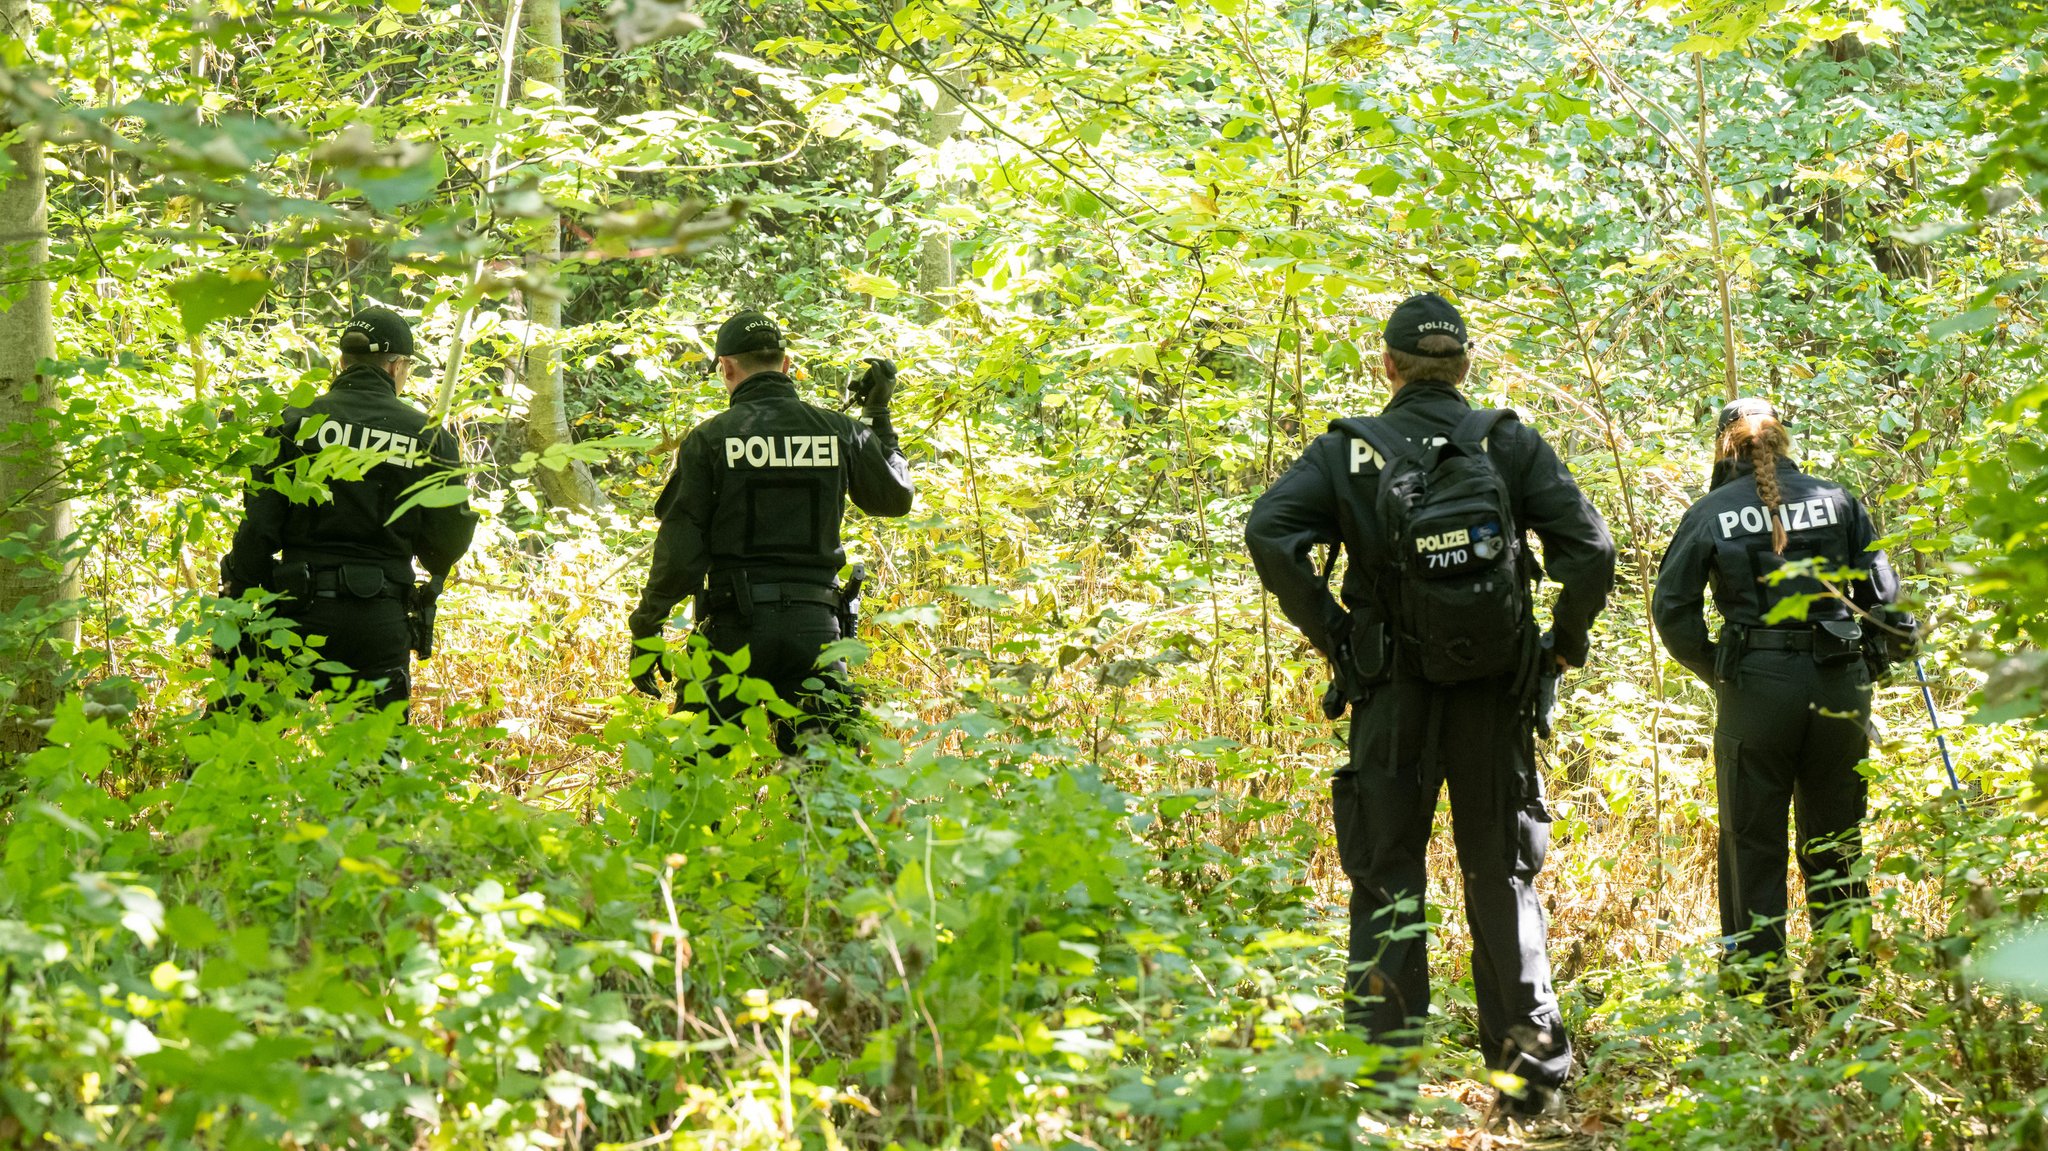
[5,517,2044,1151]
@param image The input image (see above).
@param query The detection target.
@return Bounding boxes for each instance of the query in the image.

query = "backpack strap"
[1450,407,1515,451]
[1329,416,1413,472]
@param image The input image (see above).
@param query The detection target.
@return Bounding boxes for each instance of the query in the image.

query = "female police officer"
[1652,397,1900,1009]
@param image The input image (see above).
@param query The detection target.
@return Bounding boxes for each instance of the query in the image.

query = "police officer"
[1245,293,1614,1116]
[628,311,914,739]
[1652,397,1899,1008]
[223,308,477,713]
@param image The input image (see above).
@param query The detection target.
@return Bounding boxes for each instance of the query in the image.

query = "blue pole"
[1913,657,1962,794]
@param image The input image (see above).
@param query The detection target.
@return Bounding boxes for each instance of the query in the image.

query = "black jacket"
[1244,379,1615,667]
[630,372,914,636]
[1652,457,1898,684]
[226,364,476,587]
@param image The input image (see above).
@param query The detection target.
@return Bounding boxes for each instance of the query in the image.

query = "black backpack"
[1332,409,1530,684]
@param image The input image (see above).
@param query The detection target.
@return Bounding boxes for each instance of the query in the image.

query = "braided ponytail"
[1717,413,1793,553]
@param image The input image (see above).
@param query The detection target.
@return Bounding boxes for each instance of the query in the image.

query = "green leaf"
[165,905,220,949]
[1974,924,2048,1001]
[2010,440,2047,473]
[355,148,449,214]
[386,480,471,523]
[945,584,1016,609]
[1061,188,1103,220]
[872,602,942,627]
[1929,308,1999,340]
[168,270,273,336]
[844,270,903,299]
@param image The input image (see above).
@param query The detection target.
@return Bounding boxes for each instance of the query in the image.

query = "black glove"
[1542,627,1585,670]
[629,632,674,698]
[848,357,897,413]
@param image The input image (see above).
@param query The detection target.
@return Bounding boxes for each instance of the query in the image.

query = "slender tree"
[917,86,965,320]
[0,0,79,753]
[520,0,607,511]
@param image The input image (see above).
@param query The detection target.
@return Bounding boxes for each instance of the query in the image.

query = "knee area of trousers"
[1464,869,1531,893]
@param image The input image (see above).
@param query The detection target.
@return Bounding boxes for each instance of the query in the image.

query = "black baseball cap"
[714,310,785,358]
[1716,396,1779,436]
[1384,292,1471,357]
[338,308,415,357]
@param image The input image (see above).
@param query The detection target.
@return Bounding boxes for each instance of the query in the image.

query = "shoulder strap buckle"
[1450,407,1514,451]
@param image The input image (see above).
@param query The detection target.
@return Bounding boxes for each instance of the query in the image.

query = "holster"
[1322,641,1353,722]
[1323,617,1391,721]
[1814,619,1862,668]
[409,582,440,660]
[1715,626,1745,684]
[1513,628,1558,740]
[1862,606,1919,679]
[729,570,757,620]
[838,563,866,639]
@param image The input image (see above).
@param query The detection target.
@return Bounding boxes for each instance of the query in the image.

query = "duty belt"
[744,582,840,607]
[308,568,408,601]
[701,579,840,615]
[1742,627,1814,652]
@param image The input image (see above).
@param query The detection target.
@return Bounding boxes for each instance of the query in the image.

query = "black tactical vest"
[1690,460,1863,627]
[227,365,475,587]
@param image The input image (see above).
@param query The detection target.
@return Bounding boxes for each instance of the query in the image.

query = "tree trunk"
[916,84,965,321]
[519,0,606,511]
[1694,54,1739,402]
[0,0,80,753]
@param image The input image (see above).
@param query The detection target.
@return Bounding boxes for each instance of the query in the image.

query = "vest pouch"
[1815,619,1862,667]
[271,561,311,600]
[340,563,388,599]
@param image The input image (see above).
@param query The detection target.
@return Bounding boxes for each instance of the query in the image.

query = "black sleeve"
[1244,440,1348,658]
[1514,429,1616,666]
[630,430,716,638]
[846,411,914,517]
[415,425,478,584]
[1845,495,1900,611]
[225,419,297,588]
[1651,511,1718,684]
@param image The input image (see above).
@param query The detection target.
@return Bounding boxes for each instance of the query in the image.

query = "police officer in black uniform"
[223,308,477,713]
[1652,397,1900,1007]
[628,311,914,738]
[1245,294,1614,1116]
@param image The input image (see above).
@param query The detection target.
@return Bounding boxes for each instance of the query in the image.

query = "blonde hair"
[1718,413,1793,553]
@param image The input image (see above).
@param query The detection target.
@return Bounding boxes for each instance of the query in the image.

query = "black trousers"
[1332,674,1570,1090]
[231,596,412,715]
[680,602,849,749]
[1713,649,1871,995]
[288,596,413,711]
